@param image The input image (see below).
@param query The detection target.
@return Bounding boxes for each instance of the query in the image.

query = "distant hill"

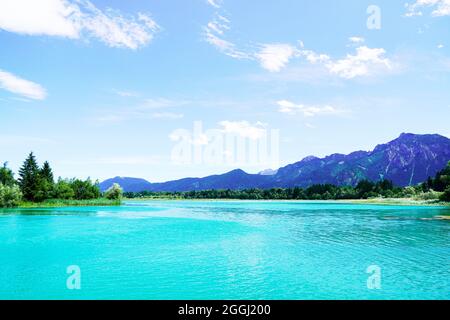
[99,177,153,193]
[100,133,450,192]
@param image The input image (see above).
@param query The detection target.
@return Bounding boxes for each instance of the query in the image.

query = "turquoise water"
[0,201,449,300]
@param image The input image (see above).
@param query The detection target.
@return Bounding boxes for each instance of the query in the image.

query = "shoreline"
[17,199,121,208]
[123,197,450,207]
[4,198,448,209]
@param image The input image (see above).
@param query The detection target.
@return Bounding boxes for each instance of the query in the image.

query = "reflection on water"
[0,201,449,300]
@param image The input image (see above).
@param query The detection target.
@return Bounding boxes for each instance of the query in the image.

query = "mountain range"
[100,133,450,192]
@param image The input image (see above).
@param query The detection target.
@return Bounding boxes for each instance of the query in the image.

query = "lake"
[0,201,449,300]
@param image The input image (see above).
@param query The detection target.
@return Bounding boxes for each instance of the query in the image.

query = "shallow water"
[0,201,449,300]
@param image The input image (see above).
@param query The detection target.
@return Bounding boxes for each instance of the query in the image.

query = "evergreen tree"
[33,161,55,201]
[18,152,41,201]
[0,162,16,186]
[40,161,54,184]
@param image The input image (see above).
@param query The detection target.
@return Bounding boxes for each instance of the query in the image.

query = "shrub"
[415,190,441,201]
[53,179,75,199]
[0,184,23,208]
[104,183,123,200]
[402,186,417,197]
[71,178,101,200]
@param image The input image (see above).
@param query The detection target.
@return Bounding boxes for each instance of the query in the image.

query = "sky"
[1,0,450,182]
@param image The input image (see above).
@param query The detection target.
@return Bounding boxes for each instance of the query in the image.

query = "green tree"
[356,180,375,198]
[71,178,100,200]
[53,178,75,199]
[40,161,54,184]
[440,186,450,202]
[0,184,22,208]
[17,152,41,201]
[104,183,123,200]
[0,162,16,186]
[33,161,55,202]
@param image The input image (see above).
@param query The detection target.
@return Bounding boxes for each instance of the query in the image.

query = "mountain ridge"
[100,133,450,192]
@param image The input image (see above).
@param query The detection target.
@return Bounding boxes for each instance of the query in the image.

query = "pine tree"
[0,162,16,186]
[40,161,54,184]
[18,152,41,201]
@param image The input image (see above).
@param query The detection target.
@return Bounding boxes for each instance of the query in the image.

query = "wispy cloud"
[405,0,450,17]
[202,2,394,78]
[0,0,160,49]
[204,14,250,59]
[325,46,392,79]
[206,0,222,9]
[255,44,300,72]
[276,100,346,117]
[348,36,365,46]
[219,121,268,140]
[94,97,187,124]
[115,90,140,97]
[0,69,47,100]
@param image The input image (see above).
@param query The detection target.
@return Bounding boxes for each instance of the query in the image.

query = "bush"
[71,178,101,200]
[402,186,417,197]
[440,187,450,202]
[415,190,441,201]
[53,179,75,199]
[104,183,123,200]
[0,184,23,208]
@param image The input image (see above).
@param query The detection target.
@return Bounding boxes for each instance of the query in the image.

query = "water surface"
[0,201,449,300]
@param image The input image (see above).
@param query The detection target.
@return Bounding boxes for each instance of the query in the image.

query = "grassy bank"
[19,198,121,208]
[341,198,449,207]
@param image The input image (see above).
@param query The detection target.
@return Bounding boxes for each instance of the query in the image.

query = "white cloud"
[203,15,302,72]
[437,44,445,48]
[405,0,450,17]
[255,44,299,72]
[116,90,139,97]
[276,100,344,117]
[206,0,222,8]
[0,69,47,100]
[0,0,160,49]
[325,46,392,79]
[219,121,267,140]
[300,49,331,64]
[203,9,392,78]
[203,4,300,71]
[349,36,365,44]
[204,14,249,59]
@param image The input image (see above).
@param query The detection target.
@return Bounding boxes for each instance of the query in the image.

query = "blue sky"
[1,0,449,182]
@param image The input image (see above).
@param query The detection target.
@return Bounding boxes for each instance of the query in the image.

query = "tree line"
[0,152,122,208]
[124,162,450,202]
